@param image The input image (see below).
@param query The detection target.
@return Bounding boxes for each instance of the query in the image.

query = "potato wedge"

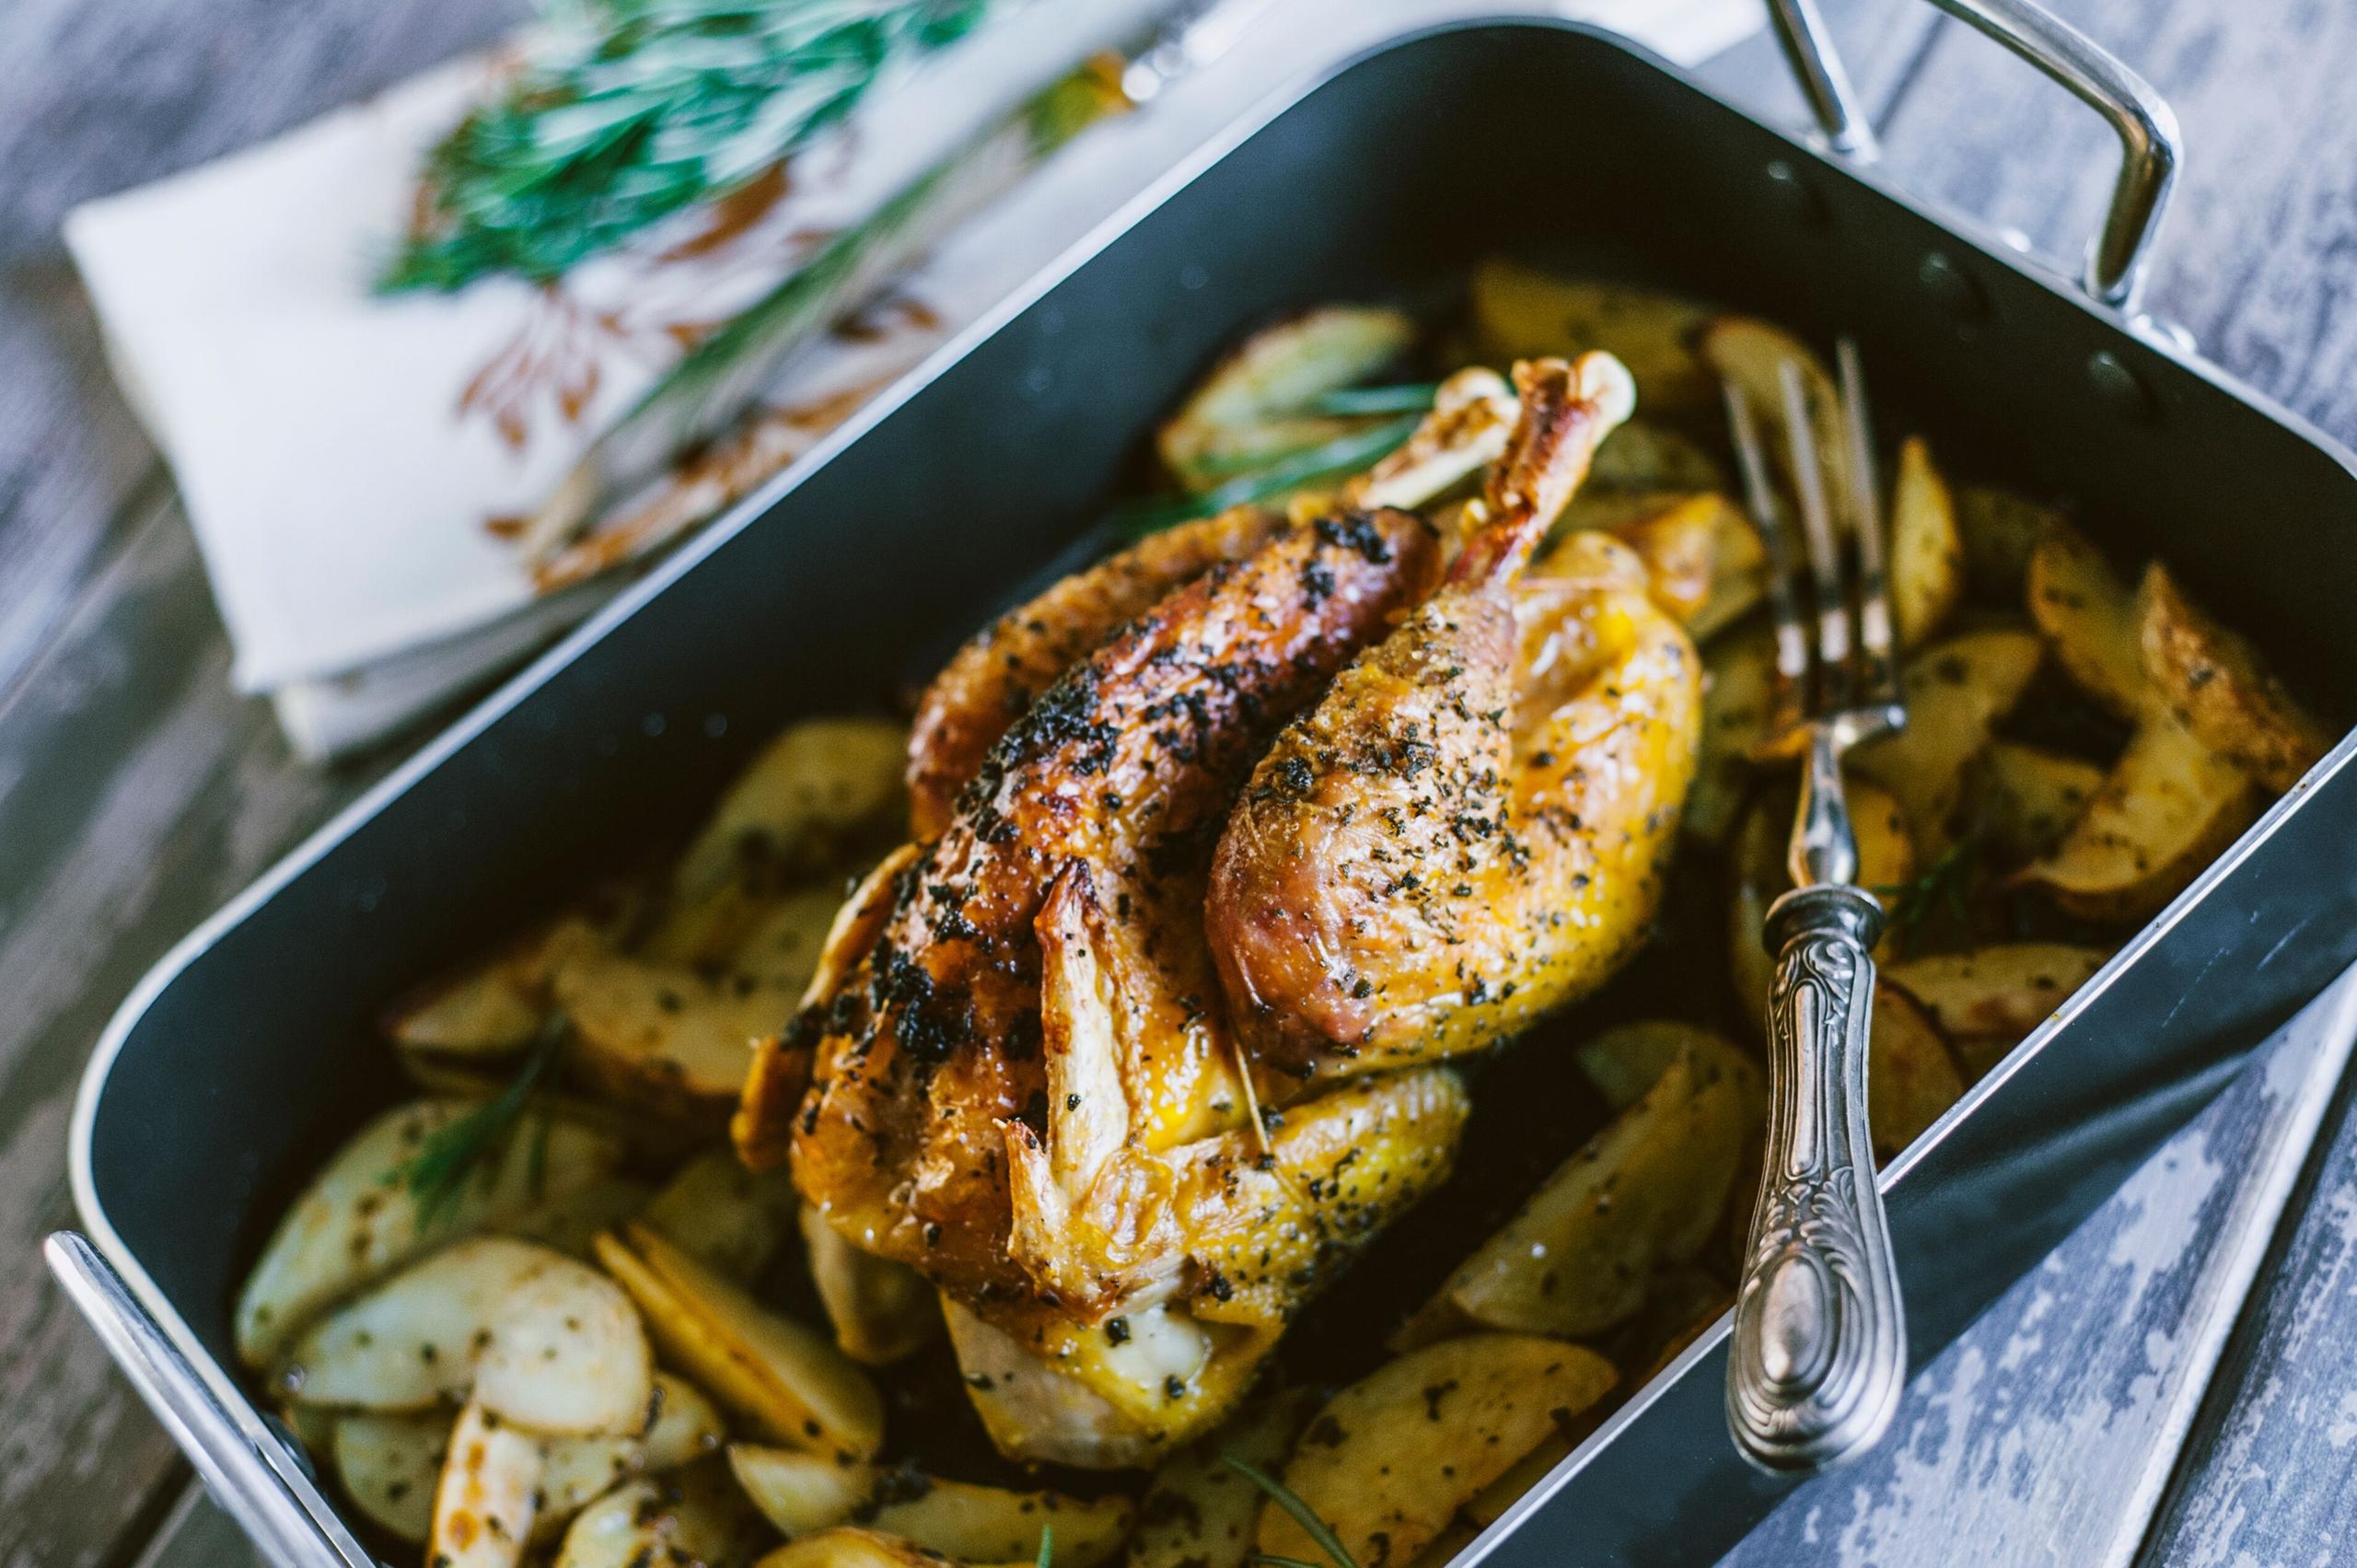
[1887,943,2109,1082]
[2139,562,2331,792]
[639,1152,800,1283]
[1592,419,1728,494]
[1956,484,2062,601]
[1463,1429,1577,1531]
[1126,1388,1319,1568]
[334,1411,447,1542]
[756,1528,1022,1568]
[499,1175,656,1260]
[726,1445,872,1537]
[2026,524,2146,721]
[1575,1019,1764,1119]
[1685,494,1771,645]
[529,1373,730,1536]
[596,1224,884,1459]
[868,1478,1131,1567]
[1698,317,1850,523]
[2017,712,2259,923]
[799,1206,937,1365]
[235,1100,626,1368]
[553,1457,772,1568]
[1958,741,2106,865]
[284,1237,653,1437]
[1890,436,1963,646]
[939,1296,1184,1471]
[432,1400,544,1568]
[384,916,601,1058]
[1851,627,2045,851]
[555,942,792,1127]
[1157,307,1417,492]
[1469,261,1713,414]
[648,715,909,965]
[1408,1048,1745,1341]
[1686,623,1773,845]
[1869,983,1966,1163]
[1259,1335,1616,1568]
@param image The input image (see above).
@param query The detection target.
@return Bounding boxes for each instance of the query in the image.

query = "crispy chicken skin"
[902,368,1522,842]
[905,505,1283,840]
[1208,356,1702,1077]
[781,506,1445,1309]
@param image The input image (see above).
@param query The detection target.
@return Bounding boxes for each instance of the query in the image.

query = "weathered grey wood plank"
[1872,0,2357,446]
[0,0,521,715]
[2139,1071,2357,1564]
[1723,972,2357,1568]
[0,498,397,1565]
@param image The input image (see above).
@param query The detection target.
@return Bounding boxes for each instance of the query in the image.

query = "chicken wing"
[1208,355,1703,1079]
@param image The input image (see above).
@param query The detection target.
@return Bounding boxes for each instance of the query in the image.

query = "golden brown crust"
[904,505,1282,838]
[790,509,1442,1308]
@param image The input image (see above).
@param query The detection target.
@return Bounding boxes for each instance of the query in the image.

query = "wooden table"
[6,2,2356,1563]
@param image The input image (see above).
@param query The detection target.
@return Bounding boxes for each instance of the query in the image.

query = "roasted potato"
[596,1223,884,1460]
[334,1411,447,1542]
[553,941,793,1130]
[1157,306,1418,493]
[234,1100,627,1369]
[1851,627,2044,852]
[1258,1334,1616,1568]
[1728,779,1915,1029]
[431,1400,544,1568]
[1126,1388,1318,1568]
[1956,484,2061,601]
[282,1237,652,1436]
[798,1206,937,1365]
[1868,983,1967,1163]
[639,1151,800,1283]
[1957,741,2106,865]
[1890,436,1963,646]
[552,1457,772,1568]
[2026,523,2146,721]
[1591,419,1729,494]
[1887,943,2110,1081]
[2016,711,2258,923]
[729,1448,1126,1566]
[1698,316,1851,525]
[383,916,601,1059]
[756,1527,1030,1568]
[1686,623,1773,844]
[1403,1045,1747,1342]
[1469,261,1713,413]
[2139,561,2331,792]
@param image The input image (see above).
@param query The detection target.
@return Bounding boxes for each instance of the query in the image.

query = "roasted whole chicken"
[741,352,1704,1464]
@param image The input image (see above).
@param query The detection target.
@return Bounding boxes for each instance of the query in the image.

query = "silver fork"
[1720,341,1909,1474]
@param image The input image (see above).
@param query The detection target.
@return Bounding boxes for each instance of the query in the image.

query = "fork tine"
[1838,339,1900,710]
[1724,380,1810,741]
[1779,361,1852,712]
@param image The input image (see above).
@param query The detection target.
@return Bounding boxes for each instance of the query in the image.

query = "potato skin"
[2138,561,2332,793]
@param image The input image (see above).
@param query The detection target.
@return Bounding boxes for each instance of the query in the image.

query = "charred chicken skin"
[1209,356,1701,1077]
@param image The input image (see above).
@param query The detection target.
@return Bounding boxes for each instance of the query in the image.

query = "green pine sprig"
[1874,831,1985,957]
[396,1018,567,1224]
[1111,389,1435,538]
[383,0,1003,292]
[1224,1454,1361,1568]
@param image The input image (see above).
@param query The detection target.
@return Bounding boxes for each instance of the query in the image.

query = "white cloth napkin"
[67,0,1761,759]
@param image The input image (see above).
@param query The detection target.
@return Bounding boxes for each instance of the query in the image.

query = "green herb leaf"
[1035,1522,1054,1568]
[395,1018,566,1225]
[1305,381,1443,416]
[1223,1455,1360,1568]
[1873,830,1984,957]
[1113,412,1423,537]
[383,0,1004,292]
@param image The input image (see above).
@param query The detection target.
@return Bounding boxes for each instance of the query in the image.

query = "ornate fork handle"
[1727,882,1907,1472]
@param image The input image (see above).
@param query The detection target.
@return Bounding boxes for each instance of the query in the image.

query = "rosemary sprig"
[1035,1524,1053,1568]
[1305,381,1442,416]
[1224,1454,1361,1568]
[384,0,1004,292]
[1874,831,1984,957]
[397,1018,567,1225]
[1112,410,1425,537]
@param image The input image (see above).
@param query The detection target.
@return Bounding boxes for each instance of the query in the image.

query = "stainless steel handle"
[1769,0,2181,315]
[1727,883,1906,1472]
[44,1233,373,1568]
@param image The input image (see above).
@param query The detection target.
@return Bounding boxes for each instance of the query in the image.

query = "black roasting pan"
[65,6,2357,1564]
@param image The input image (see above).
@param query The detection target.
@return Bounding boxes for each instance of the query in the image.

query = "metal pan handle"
[1766,0,2180,316]
[45,1233,374,1568]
